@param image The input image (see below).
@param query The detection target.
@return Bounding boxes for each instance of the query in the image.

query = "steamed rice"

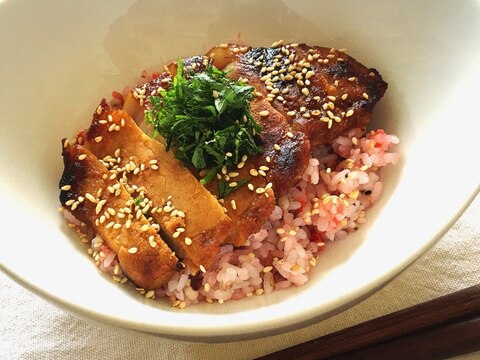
[64,125,399,307]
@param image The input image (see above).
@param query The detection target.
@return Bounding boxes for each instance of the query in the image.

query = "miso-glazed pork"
[59,41,399,307]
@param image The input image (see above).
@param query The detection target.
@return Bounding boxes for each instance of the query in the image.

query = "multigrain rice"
[64,127,399,306]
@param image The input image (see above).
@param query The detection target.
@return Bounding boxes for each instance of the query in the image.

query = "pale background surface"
[1,193,479,360]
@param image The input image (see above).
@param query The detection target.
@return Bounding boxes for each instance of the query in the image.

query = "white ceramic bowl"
[1,0,479,342]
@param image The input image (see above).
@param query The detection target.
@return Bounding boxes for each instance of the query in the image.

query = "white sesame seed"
[286,131,294,138]
[259,110,269,117]
[184,237,192,246]
[78,154,87,160]
[362,92,369,100]
[94,136,103,143]
[61,185,71,191]
[113,223,122,229]
[259,165,269,171]
[128,247,138,254]
[149,237,157,248]
[263,266,273,273]
[237,161,245,169]
[199,265,206,273]
[346,109,354,117]
[229,182,238,188]
[230,199,237,210]
[247,183,254,191]
[274,144,281,151]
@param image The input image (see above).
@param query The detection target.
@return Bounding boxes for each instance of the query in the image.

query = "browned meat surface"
[118,42,387,247]
[59,141,178,289]
[79,101,233,272]
[197,154,275,247]
[207,43,388,147]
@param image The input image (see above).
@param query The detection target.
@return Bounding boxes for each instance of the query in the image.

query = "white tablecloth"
[1,193,479,360]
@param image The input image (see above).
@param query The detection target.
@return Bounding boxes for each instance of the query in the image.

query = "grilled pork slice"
[206,43,388,147]
[80,101,233,272]
[197,153,275,247]
[59,141,178,289]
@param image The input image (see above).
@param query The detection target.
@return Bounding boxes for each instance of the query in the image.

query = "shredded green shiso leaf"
[145,60,263,190]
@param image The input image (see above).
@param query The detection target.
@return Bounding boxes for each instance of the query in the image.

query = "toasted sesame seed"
[237,161,245,169]
[172,231,180,238]
[61,185,71,191]
[266,156,271,163]
[145,290,155,299]
[247,183,254,191]
[273,144,281,151]
[362,92,369,100]
[249,169,258,176]
[184,237,192,246]
[259,165,269,171]
[256,187,265,194]
[341,94,348,100]
[229,182,238,188]
[128,247,138,254]
[286,131,294,138]
[258,170,267,177]
[348,77,356,81]
[149,237,157,248]
[255,288,264,295]
[199,265,206,273]
[78,154,87,160]
[291,264,301,272]
[346,109,354,117]
[263,266,273,273]
[287,110,296,117]
[259,110,269,117]
[85,193,97,203]
[113,223,122,229]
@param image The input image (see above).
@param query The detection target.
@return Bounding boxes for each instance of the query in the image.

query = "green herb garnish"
[218,178,250,199]
[145,60,263,185]
[133,196,143,206]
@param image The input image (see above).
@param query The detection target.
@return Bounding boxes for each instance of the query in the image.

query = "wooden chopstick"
[257,284,480,360]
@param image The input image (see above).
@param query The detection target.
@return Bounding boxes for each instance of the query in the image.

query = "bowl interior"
[1,0,479,342]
